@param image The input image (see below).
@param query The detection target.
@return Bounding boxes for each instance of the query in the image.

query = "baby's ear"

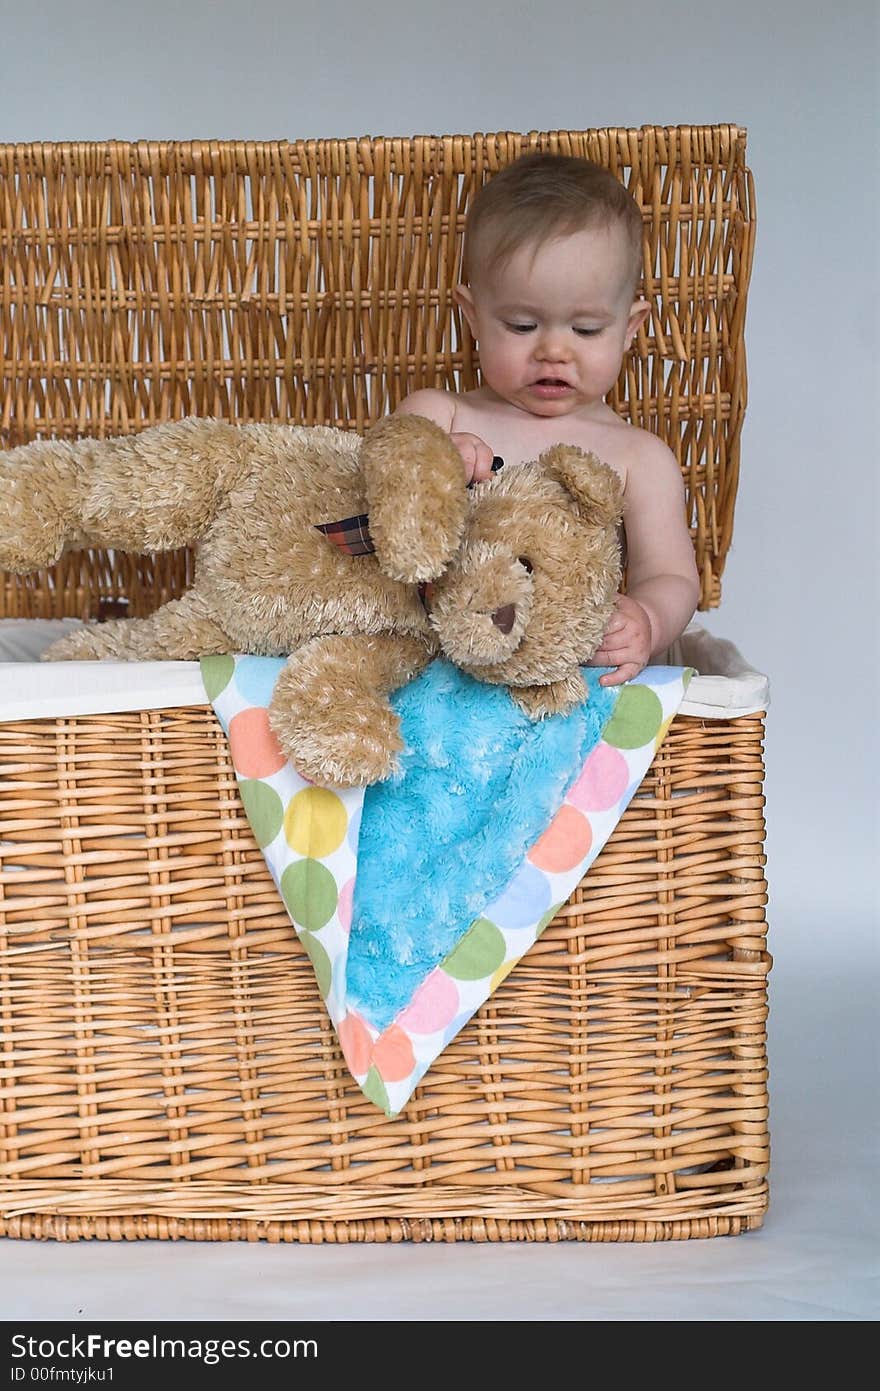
[540,446,624,528]
[453,284,478,340]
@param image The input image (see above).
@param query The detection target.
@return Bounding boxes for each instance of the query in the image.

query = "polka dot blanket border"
[202,655,693,1116]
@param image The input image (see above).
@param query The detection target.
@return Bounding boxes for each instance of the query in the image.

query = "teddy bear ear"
[360,415,468,583]
[539,445,624,528]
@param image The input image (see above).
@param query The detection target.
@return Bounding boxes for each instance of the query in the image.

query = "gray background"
[0,0,876,1321]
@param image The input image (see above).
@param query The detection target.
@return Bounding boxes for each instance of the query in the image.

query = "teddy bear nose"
[491,604,516,635]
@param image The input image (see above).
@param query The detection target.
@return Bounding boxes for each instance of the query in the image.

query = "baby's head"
[455,153,649,416]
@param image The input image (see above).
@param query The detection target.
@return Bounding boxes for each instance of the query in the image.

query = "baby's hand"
[450,432,496,483]
[589,594,653,686]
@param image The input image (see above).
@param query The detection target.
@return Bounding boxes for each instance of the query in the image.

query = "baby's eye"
[517,557,533,574]
[574,327,602,337]
[504,322,536,334]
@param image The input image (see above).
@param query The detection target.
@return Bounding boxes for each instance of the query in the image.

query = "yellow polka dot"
[490,959,517,992]
[654,714,675,751]
[284,787,348,858]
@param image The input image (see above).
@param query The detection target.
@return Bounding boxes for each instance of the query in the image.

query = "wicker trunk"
[0,128,769,1241]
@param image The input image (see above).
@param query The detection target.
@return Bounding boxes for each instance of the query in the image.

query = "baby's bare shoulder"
[574,417,673,482]
[615,424,680,475]
[394,388,457,430]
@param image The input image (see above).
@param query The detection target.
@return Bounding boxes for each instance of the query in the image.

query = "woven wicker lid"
[0,128,754,614]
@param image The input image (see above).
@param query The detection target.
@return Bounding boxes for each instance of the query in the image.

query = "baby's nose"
[536,334,571,361]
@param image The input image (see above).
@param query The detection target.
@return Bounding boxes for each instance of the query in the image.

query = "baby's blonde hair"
[461,152,644,295]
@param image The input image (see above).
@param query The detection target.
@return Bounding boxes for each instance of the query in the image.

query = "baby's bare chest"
[451,398,631,478]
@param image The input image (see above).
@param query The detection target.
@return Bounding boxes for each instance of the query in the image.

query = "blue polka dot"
[347,801,362,854]
[234,656,287,707]
[484,861,552,930]
[622,776,643,807]
[442,1008,478,1050]
[635,666,681,687]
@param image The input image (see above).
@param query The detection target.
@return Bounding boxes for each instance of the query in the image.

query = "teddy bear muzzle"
[427,546,533,672]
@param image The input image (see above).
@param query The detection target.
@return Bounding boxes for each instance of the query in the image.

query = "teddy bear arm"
[510,670,589,721]
[268,632,434,787]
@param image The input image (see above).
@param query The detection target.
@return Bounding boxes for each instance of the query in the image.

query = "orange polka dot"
[371,1025,416,1083]
[528,803,592,873]
[228,707,287,779]
[338,1011,372,1077]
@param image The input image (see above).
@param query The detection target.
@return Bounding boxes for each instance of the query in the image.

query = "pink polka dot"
[228,707,287,779]
[398,970,459,1034]
[338,1011,372,1077]
[528,804,592,873]
[337,877,355,934]
[567,741,629,812]
[372,1025,416,1083]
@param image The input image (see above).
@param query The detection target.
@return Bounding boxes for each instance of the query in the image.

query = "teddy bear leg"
[269,633,433,787]
[511,671,589,720]
[42,591,234,661]
[0,445,78,572]
[0,419,242,571]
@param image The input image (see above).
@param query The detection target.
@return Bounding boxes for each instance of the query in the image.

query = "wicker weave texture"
[0,127,754,615]
[0,708,769,1242]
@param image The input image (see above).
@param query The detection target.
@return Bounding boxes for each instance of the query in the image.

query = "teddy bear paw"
[291,733,401,789]
[511,672,588,720]
[270,696,405,788]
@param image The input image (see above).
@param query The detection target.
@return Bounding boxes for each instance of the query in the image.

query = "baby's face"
[456,224,647,418]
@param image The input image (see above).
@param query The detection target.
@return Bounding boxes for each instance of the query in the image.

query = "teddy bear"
[0,414,623,786]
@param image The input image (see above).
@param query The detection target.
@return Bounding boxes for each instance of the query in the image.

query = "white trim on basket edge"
[0,620,769,724]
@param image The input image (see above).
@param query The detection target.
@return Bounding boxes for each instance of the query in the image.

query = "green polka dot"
[603,684,663,749]
[362,1066,392,1114]
[444,918,506,980]
[239,780,284,848]
[200,653,235,700]
[536,902,565,937]
[280,859,338,931]
[300,930,332,999]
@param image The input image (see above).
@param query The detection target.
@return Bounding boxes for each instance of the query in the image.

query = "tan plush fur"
[430,446,623,718]
[0,417,622,784]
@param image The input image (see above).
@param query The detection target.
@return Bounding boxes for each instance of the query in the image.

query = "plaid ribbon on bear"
[314,513,376,556]
[314,457,505,559]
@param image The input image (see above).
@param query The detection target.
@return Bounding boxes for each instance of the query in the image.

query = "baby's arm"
[393,389,495,482]
[592,434,700,685]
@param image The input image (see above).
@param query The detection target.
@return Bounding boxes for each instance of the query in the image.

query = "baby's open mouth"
[532,378,573,395]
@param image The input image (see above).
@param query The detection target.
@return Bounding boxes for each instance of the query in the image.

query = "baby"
[394,152,700,685]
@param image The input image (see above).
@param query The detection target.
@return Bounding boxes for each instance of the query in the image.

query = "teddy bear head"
[426,445,624,692]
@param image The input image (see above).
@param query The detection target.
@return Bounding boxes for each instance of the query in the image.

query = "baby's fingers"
[450,432,494,484]
[599,662,643,687]
[454,442,478,482]
[468,440,496,482]
[592,634,632,663]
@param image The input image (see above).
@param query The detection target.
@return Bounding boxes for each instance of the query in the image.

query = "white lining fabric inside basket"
[0,619,769,723]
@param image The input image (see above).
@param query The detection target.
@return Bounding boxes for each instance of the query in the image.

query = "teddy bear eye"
[518,557,533,573]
